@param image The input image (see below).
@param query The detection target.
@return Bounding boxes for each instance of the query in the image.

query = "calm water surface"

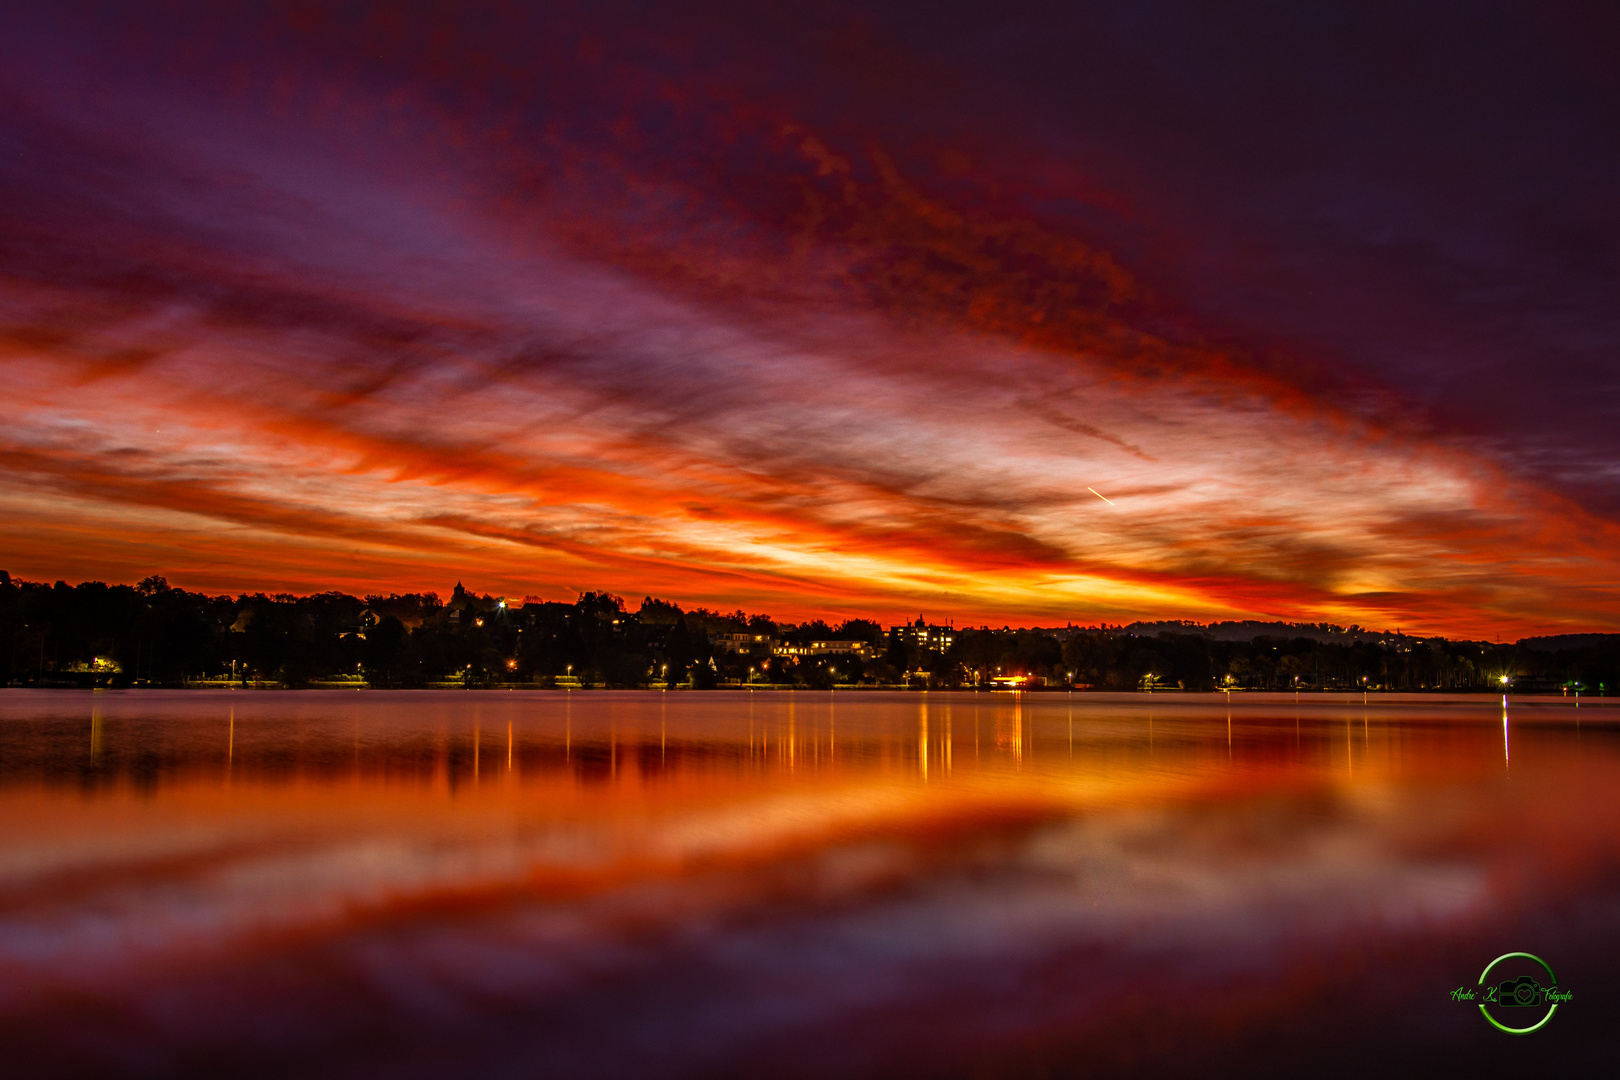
[0,689,1615,1077]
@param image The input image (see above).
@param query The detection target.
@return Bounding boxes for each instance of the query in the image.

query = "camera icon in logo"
[1494,976,1545,1008]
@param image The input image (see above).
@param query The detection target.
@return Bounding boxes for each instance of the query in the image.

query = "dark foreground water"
[0,689,1615,1078]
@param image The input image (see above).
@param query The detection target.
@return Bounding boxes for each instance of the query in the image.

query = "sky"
[2,1,1619,636]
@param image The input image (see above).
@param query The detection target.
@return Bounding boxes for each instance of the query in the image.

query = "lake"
[0,689,1614,1077]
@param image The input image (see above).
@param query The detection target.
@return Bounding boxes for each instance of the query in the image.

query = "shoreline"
[1,683,1612,703]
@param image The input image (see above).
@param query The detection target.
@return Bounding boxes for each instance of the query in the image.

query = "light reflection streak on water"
[918,700,927,782]
[0,689,1615,1078]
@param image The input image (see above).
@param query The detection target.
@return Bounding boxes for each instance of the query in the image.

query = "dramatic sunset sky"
[2,2,1618,635]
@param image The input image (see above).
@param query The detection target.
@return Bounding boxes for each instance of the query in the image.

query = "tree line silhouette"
[2,572,1616,692]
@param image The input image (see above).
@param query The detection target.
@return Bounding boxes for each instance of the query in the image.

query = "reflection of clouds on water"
[3,795,1467,941]
[0,692,1614,1076]
[1004,809,1483,947]
[0,784,1483,1040]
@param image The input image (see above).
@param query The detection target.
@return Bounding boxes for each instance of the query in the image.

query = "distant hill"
[1517,633,1620,653]
[1032,621,1620,652]
[1032,620,1426,646]
[1130,620,1426,645]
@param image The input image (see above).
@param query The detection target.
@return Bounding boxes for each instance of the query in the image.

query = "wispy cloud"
[1,4,1617,634]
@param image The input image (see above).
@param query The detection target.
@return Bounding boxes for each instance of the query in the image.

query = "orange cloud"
[2,10,1618,637]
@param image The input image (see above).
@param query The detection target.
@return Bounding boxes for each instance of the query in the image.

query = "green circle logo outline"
[1477,952,1559,1035]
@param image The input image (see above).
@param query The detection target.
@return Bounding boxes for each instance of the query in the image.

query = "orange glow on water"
[3,690,1619,1074]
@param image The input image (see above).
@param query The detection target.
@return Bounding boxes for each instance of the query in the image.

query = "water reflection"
[1504,693,1512,769]
[0,690,1616,1078]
